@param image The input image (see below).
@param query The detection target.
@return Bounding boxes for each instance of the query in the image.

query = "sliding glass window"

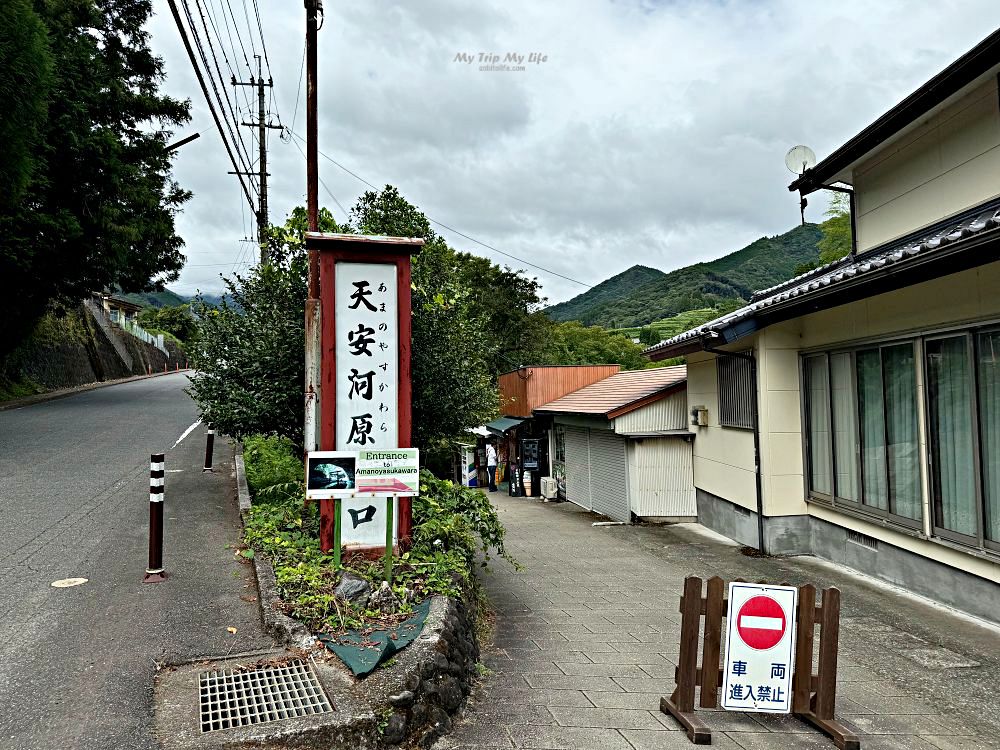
[927,335,980,541]
[830,353,859,503]
[979,331,1000,546]
[804,343,920,527]
[805,325,1000,554]
[804,355,831,497]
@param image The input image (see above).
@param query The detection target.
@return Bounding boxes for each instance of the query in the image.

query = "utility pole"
[235,55,282,263]
[303,0,323,454]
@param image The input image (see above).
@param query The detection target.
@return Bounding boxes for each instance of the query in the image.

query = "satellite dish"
[785,145,817,175]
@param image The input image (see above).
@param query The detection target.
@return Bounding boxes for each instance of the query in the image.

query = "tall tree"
[818,192,852,264]
[349,187,499,446]
[0,0,52,210]
[186,207,340,446]
[0,0,191,355]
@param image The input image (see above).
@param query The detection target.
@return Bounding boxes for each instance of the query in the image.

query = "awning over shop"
[484,417,525,436]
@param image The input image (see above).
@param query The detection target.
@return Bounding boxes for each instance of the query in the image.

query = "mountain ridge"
[546,223,821,328]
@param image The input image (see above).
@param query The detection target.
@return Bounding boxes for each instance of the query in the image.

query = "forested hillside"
[546,223,821,328]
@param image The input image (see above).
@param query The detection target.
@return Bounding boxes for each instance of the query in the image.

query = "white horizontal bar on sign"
[150,477,164,487]
[150,462,165,472]
[740,616,783,630]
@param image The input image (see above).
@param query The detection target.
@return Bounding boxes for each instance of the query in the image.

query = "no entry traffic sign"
[736,595,786,650]
[722,582,797,713]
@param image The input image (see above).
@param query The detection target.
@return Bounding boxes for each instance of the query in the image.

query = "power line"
[286,130,593,289]
[167,0,255,211]
[193,0,255,178]
[290,135,347,219]
[287,43,306,137]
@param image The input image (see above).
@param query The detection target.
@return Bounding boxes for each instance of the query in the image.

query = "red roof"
[533,366,686,418]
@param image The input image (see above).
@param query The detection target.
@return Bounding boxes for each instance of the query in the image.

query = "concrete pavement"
[436,493,1000,750]
[0,373,272,750]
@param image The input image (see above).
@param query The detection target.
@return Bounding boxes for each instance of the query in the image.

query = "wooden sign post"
[661,576,860,750]
[306,233,424,558]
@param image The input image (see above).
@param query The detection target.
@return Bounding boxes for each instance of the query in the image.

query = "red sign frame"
[306,233,424,554]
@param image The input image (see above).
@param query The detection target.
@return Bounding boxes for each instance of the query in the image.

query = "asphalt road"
[0,374,272,750]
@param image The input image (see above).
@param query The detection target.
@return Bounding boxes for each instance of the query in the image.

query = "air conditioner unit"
[540,477,558,500]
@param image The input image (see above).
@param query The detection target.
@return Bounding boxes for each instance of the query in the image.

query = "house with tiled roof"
[533,366,692,521]
[646,29,1000,622]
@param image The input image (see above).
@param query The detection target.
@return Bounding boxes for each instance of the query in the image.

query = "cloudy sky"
[148,1,1000,304]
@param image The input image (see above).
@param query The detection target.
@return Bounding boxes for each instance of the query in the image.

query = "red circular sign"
[736,595,786,650]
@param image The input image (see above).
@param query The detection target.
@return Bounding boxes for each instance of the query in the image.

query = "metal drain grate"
[199,660,332,733]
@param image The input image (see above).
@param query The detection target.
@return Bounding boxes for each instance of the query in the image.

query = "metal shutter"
[563,427,592,510]
[588,430,630,522]
[628,437,696,517]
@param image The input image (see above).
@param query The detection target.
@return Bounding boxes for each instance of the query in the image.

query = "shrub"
[242,434,303,496]
[241,447,517,634]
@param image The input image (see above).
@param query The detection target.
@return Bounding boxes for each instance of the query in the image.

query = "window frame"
[923,331,989,549]
[803,344,923,531]
[802,322,1000,556]
[717,352,755,430]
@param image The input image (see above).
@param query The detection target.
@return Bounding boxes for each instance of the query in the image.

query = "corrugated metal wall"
[589,430,630,521]
[613,391,688,434]
[627,437,696,517]
[564,427,592,510]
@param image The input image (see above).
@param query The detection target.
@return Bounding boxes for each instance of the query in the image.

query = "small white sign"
[721,582,797,714]
[341,496,397,548]
[335,262,398,451]
[355,448,419,496]
[306,451,358,499]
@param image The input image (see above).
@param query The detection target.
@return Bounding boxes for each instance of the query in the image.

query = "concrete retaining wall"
[697,488,1000,623]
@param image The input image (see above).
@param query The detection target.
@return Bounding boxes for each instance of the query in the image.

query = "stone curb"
[0,368,193,411]
[234,442,316,649]
[234,442,482,747]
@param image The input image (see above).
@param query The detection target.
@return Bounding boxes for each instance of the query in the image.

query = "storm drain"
[199,660,332,733]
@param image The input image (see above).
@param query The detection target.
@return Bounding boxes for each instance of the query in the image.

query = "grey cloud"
[149,0,1000,304]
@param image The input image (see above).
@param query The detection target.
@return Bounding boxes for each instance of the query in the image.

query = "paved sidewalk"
[436,493,1000,750]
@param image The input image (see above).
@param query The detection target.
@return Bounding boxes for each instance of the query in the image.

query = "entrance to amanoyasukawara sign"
[304,232,424,567]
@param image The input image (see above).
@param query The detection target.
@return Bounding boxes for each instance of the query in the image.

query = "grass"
[240,434,517,637]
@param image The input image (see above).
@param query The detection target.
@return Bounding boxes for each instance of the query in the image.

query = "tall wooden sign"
[306,232,424,555]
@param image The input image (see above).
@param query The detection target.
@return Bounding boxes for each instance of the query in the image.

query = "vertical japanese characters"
[335,263,398,451]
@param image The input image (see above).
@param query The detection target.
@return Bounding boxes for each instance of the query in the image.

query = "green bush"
[241,446,516,633]
[242,434,303,497]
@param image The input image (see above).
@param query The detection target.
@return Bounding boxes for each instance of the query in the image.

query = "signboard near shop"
[722,582,797,714]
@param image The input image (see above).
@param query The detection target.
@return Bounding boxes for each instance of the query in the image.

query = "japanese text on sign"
[339,497,398,548]
[721,582,797,714]
[335,263,398,451]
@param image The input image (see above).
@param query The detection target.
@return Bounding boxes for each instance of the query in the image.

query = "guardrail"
[117,318,168,355]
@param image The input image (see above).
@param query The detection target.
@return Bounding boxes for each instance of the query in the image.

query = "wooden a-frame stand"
[660,576,860,749]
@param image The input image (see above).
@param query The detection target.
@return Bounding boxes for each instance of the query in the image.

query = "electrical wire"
[290,136,348,219]
[193,0,255,177]
[286,130,593,288]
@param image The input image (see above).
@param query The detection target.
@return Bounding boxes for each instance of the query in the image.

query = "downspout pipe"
[701,333,766,555]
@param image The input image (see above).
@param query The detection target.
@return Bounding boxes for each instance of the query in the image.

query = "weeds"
[241,435,517,636]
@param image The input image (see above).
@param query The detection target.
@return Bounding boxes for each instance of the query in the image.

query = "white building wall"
[613,391,687,434]
[687,351,757,511]
[853,78,1000,251]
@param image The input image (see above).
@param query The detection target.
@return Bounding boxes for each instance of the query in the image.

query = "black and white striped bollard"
[203,429,215,472]
[144,453,167,583]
